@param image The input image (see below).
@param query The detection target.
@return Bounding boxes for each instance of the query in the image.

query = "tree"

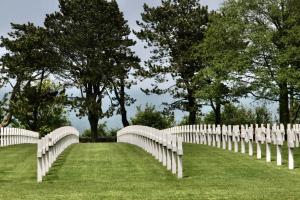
[255,105,272,124]
[178,115,202,126]
[204,103,272,125]
[11,80,69,136]
[0,23,61,128]
[45,0,137,141]
[215,0,300,127]
[131,104,175,129]
[193,11,249,125]
[82,122,118,139]
[111,45,140,128]
[135,0,209,124]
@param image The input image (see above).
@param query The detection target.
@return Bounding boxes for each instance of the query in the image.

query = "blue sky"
[0,0,276,132]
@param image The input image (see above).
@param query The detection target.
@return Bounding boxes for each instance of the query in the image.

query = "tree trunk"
[0,78,22,127]
[119,78,129,127]
[187,89,196,124]
[215,100,221,125]
[31,69,46,132]
[121,107,129,127]
[88,111,99,142]
[279,82,290,128]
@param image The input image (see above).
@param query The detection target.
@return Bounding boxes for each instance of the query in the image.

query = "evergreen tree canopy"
[136,0,209,124]
[45,0,138,141]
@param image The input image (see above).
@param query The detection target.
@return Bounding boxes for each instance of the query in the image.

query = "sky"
[1,0,270,133]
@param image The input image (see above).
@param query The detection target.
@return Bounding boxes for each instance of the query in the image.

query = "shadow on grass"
[43,144,77,182]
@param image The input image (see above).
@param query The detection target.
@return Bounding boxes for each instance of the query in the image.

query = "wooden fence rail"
[37,126,79,182]
[117,125,183,178]
[164,123,299,170]
[0,127,39,146]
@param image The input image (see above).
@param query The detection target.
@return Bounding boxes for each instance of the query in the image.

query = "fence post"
[222,125,227,150]
[212,125,216,147]
[256,126,262,159]
[227,125,232,151]
[233,126,239,153]
[195,125,199,144]
[288,124,295,169]
[207,124,212,146]
[171,135,177,175]
[216,125,221,148]
[158,132,163,163]
[162,131,167,167]
[276,124,284,166]
[167,134,172,171]
[37,139,43,182]
[241,125,246,154]
[248,125,254,156]
[177,136,183,179]
[265,124,271,162]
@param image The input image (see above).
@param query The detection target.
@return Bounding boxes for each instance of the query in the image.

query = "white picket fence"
[117,125,184,178]
[165,123,299,170]
[0,127,39,146]
[37,126,79,182]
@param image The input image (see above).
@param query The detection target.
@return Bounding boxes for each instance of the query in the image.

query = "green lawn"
[0,143,300,199]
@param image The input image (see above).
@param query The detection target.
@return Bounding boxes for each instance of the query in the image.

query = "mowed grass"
[0,143,300,199]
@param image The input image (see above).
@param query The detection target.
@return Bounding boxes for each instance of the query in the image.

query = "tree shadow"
[42,144,77,182]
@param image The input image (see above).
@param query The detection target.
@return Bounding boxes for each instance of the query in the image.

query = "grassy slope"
[0,143,300,199]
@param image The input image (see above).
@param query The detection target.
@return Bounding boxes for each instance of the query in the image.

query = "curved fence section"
[117,125,183,178]
[37,126,79,182]
[164,123,299,170]
[0,127,39,146]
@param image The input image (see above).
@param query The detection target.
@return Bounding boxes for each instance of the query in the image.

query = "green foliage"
[131,104,175,129]
[82,122,117,138]
[211,0,300,124]
[45,0,138,140]
[255,106,273,125]
[0,23,62,127]
[204,103,272,125]
[178,115,202,126]
[136,0,209,124]
[12,80,69,136]
[192,9,249,124]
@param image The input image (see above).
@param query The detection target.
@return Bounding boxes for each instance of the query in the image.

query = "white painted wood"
[37,126,79,182]
[177,136,183,178]
[277,144,282,166]
[162,131,167,167]
[275,124,284,166]
[248,125,254,156]
[240,125,246,154]
[265,124,271,162]
[118,125,184,178]
[195,125,199,144]
[207,124,212,146]
[256,127,262,159]
[171,135,177,174]
[216,125,221,148]
[227,125,232,151]
[0,127,39,147]
[222,125,227,150]
[287,125,295,169]
[167,134,172,171]
[233,126,239,153]
[212,125,216,147]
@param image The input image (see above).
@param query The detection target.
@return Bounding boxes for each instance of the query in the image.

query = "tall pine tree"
[135,0,209,124]
[45,0,138,140]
